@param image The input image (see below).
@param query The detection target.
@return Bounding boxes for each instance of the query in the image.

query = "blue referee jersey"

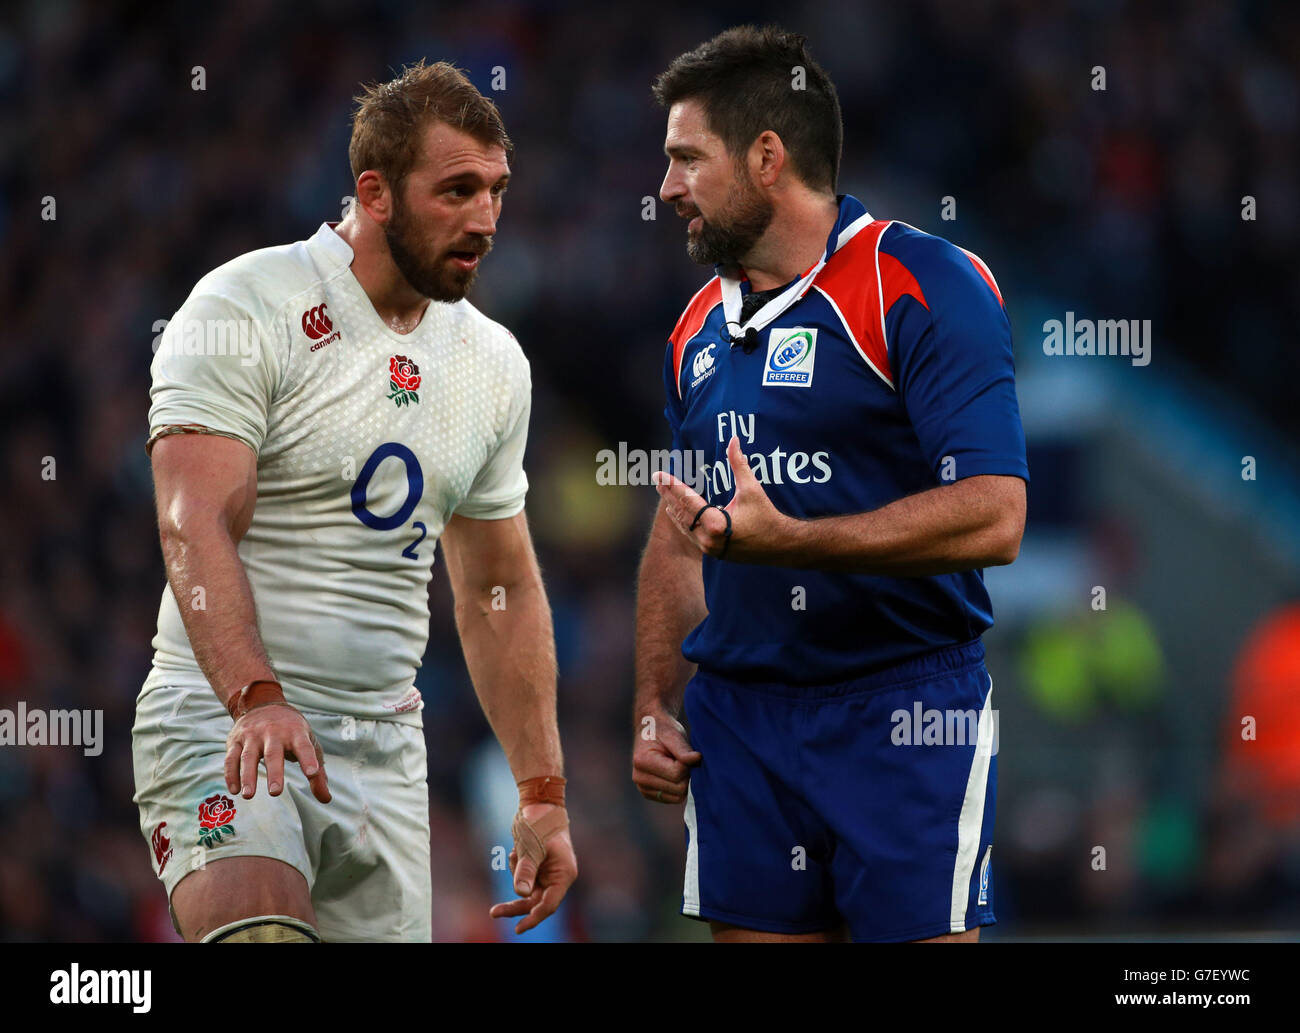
[663,194,1029,683]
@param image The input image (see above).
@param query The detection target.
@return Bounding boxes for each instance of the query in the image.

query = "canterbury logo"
[692,344,716,379]
[301,304,333,340]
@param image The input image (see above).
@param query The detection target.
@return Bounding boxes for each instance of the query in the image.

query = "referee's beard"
[686,171,774,267]
[384,190,492,303]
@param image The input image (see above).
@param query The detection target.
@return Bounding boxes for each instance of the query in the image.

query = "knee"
[201,916,321,942]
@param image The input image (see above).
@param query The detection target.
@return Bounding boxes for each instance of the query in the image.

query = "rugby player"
[633,26,1028,942]
[134,60,576,942]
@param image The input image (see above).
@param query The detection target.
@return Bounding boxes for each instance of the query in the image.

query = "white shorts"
[132,679,432,942]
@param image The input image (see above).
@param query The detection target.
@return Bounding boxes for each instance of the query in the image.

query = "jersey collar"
[718,194,873,343]
[306,221,355,271]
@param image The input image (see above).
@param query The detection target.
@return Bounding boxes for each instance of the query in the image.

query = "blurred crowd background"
[2,0,1298,941]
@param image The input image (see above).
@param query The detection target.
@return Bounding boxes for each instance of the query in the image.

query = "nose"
[660,162,685,206]
[466,190,498,237]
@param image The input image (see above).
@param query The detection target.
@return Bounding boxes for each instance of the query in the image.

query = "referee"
[633,26,1028,943]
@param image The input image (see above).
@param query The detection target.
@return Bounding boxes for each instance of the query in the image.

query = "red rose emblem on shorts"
[387,355,421,407]
[197,793,237,847]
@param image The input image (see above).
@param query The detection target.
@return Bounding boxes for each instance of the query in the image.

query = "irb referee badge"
[762,327,817,387]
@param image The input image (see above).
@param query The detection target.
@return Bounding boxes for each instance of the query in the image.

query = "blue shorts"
[681,639,997,941]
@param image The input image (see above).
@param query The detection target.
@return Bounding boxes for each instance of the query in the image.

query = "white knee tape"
[201,915,321,942]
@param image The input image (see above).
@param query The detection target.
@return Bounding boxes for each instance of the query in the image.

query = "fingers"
[633,751,693,803]
[225,708,330,803]
[515,882,566,935]
[239,738,260,799]
[635,747,691,784]
[634,770,689,796]
[492,859,576,934]
[651,469,684,495]
[653,471,706,534]
[654,437,762,561]
[656,724,703,766]
[224,736,242,795]
[726,435,753,485]
[251,721,331,803]
[637,719,702,773]
[661,502,688,537]
[291,729,331,804]
[489,891,538,920]
[653,473,732,556]
[633,714,700,803]
[513,855,539,897]
[657,490,693,538]
[265,741,285,796]
[491,830,578,934]
[632,757,691,801]
[631,769,686,805]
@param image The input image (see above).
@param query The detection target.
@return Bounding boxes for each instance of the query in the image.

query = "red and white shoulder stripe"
[958,246,1004,306]
[813,220,930,392]
[668,276,723,398]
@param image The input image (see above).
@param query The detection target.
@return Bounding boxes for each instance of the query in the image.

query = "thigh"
[133,684,318,939]
[680,675,840,936]
[801,663,998,942]
[303,716,432,942]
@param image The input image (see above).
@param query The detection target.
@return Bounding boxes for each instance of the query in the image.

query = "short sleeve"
[148,292,281,456]
[455,358,531,520]
[891,248,1029,484]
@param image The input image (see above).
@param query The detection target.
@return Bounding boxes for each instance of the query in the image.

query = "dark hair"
[349,59,513,190]
[652,25,842,192]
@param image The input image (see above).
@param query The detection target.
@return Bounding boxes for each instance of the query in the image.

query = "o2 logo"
[351,442,427,558]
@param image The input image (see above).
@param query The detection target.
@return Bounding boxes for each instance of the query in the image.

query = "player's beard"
[685,170,774,266]
[384,190,491,303]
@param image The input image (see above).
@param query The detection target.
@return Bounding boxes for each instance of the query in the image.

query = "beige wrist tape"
[511,807,569,866]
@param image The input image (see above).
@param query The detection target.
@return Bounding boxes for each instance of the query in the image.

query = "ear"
[751,130,785,189]
[354,170,392,225]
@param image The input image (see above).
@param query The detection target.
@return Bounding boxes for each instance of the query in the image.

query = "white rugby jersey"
[143,223,531,721]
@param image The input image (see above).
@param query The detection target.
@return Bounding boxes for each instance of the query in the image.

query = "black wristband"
[717,506,733,559]
[689,503,733,559]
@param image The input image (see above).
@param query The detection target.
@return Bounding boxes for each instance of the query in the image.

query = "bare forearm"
[160,515,276,707]
[782,477,1024,576]
[456,577,562,780]
[634,529,706,720]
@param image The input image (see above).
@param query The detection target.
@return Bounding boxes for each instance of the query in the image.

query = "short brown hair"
[348,59,513,190]
[652,25,842,193]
